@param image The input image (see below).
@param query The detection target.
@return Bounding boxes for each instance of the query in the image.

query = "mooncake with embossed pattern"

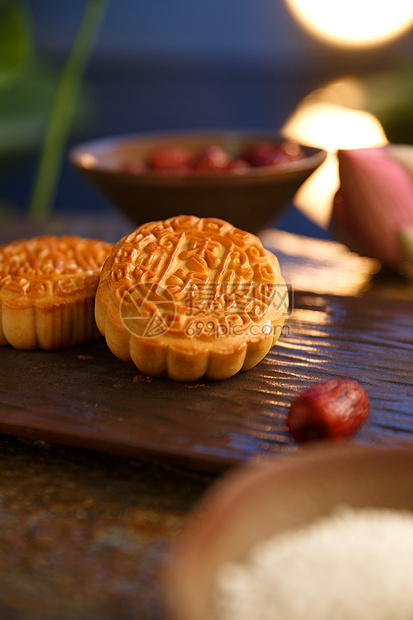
[0,235,113,350]
[95,216,288,381]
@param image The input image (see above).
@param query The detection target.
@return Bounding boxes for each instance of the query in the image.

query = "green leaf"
[0,1,31,83]
[362,63,413,145]
[0,199,16,218]
[0,62,93,160]
[28,0,109,220]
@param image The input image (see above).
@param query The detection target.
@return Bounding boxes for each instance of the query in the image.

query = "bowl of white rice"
[165,442,413,620]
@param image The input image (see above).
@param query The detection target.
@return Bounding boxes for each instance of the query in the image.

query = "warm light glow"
[283,101,386,151]
[79,153,98,168]
[285,0,413,48]
[260,229,379,296]
[282,98,387,228]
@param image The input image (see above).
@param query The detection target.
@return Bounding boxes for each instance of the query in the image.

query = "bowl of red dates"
[70,130,326,233]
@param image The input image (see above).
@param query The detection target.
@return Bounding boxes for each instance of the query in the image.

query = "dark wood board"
[0,218,412,470]
[0,291,412,471]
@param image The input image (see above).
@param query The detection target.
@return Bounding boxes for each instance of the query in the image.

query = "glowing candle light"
[284,0,413,48]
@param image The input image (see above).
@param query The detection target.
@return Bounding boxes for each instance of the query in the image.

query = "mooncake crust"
[0,235,113,350]
[95,216,288,381]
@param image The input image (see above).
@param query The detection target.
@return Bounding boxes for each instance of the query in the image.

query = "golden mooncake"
[95,216,288,381]
[0,235,113,350]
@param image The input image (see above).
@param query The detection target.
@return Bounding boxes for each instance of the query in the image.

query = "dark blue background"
[2,1,413,238]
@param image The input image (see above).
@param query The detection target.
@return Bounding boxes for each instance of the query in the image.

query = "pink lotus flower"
[332,146,413,267]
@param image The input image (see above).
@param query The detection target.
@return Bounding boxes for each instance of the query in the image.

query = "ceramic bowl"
[69,130,326,233]
[165,442,413,620]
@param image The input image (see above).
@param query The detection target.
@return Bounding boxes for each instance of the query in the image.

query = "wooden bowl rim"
[165,441,413,620]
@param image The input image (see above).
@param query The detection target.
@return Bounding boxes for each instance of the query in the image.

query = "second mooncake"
[0,235,113,350]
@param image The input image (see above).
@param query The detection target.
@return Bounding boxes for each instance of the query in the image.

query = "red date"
[147,145,193,171]
[287,377,370,443]
[227,158,251,173]
[120,160,147,174]
[242,141,304,167]
[192,145,231,171]
[242,141,276,167]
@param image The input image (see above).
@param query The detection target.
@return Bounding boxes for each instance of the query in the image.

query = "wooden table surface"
[0,212,412,620]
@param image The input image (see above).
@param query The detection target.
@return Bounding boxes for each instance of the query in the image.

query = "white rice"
[214,506,413,620]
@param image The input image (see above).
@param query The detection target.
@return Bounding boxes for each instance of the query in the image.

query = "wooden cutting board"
[0,218,412,470]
